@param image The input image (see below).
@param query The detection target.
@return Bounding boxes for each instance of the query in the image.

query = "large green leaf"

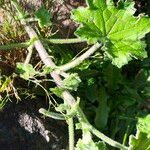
[72,0,150,67]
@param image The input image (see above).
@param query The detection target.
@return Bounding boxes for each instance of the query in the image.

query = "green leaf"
[96,141,106,150]
[94,87,109,130]
[42,66,53,74]
[103,64,122,90]
[0,0,4,6]
[116,95,136,108]
[85,78,98,102]
[75,120,106,150]
[129,115,150,150]
[77,60,91,71]
[35,6,51,28]
[75,139,106,150]
[85,84,98,103]
[137,115,150,138]
[62,73,81,91]
[16,63,37,80]
[72,1,150,67]
[0,76,11,93]
[50,87,63,98]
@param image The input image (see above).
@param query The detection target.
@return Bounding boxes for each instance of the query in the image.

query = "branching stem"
[56,42,102,71]
[11,1,128,150]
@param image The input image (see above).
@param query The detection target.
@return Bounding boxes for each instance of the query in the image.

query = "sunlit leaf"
[72,0,150,67]
[16,62,37,80]
[62,73,81,91]
[129,115,150,150]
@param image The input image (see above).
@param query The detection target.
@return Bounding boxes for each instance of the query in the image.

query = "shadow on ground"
[0,99,68,150]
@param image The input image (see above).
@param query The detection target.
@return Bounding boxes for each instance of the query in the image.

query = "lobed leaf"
[129,115,150,150]
[35,6,51,28]
[75,139,106,150]
[62,73,81,91]
[16,63,37,80]
[72,0,150,67]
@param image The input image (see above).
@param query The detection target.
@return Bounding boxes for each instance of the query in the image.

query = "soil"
[0,99,68,150]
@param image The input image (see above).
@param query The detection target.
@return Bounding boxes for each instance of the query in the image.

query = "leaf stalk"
[56,42,102,71]
[42,38,86,44]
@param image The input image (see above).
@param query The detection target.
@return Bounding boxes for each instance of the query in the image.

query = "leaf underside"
[72,0,150,67]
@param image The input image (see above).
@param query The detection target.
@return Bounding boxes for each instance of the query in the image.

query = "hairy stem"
[11,1,128,149]
[56,42,102,71]
[42,38,86,44]
[11,0,75,106]
[91,126,128,150]
[0,42,29,50]
[68,117,74,150]
[77,107,128,150]
[0,38,84,51]
[24,44,34,65]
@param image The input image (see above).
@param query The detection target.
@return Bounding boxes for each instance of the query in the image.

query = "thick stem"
[56,42,102,71]
[68,118,74,150]
[24,26,56,67]
[11,2,128,149]
[24,25,76,106]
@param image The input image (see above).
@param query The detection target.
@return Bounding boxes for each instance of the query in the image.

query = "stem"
[91,126,128,150]
[42,38,86,44]
[12,2,128,149]
[11,0,76,106]
[0,38,84,51]
[39,108,65,120]
[56,42,102,71]
[11,0,25,19]
[122,126,130,146]
[68,117,74,150]
[0,42,29,50]
[24,44,34,65]
[77,107,128,150]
